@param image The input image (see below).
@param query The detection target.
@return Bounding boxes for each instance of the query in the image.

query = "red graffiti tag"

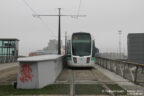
[20,64,33,83]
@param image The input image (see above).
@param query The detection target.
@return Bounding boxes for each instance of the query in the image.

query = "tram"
[66,32,99,67]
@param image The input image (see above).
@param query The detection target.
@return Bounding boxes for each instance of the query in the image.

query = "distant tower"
[118,30,122,59]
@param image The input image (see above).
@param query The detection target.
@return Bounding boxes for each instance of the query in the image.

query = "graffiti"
[20,64,33,83]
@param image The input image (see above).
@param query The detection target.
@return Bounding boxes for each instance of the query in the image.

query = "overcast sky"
[0,0,144,56]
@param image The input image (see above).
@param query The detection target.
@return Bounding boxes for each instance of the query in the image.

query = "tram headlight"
[86,57,90,63]
[73,57,77,63]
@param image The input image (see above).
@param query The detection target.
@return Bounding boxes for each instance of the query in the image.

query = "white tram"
[66,32,99,67]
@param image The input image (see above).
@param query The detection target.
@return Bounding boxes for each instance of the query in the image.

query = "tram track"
[90,68,115,96]
[69,69,75,96]
[68,67,116,96]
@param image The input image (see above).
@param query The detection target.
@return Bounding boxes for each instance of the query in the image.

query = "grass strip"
[0,84,69,96]
[106,84,127,95]
[75,84,109,95]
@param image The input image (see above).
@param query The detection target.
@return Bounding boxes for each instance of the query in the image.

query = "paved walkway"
[95,64,144,95]
[0,62,18,71]
[0,62,18,84]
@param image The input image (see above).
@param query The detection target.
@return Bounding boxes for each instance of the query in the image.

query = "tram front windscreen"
[72,33,91,56]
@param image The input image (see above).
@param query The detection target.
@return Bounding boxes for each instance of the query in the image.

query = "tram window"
[0,41,2,47]
[72,43,91,56]
[92,41,96,57]
[0,48,1,56]
[67,40,71,55]
[72,34,91,40]
[72,33,91,56]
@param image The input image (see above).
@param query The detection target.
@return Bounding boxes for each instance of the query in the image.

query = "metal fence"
[95,57,144,86]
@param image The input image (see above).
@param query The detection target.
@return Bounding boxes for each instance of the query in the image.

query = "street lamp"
[118,30,122,59]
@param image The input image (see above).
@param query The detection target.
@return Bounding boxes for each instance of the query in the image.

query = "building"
[128,33,144,64]
[0,38,19,63]
[29,39,64,56]
[43,40,59,52]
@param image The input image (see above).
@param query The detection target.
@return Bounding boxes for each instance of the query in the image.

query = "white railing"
[96,56,144,86]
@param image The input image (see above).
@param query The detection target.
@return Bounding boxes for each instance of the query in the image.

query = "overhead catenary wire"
[21,0,57,38]
[38,18,58,38]
[77,0,82,18]
[22,0,37,14]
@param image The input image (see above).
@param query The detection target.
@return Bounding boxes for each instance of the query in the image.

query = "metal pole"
[65,32,67,55]
[118,30,122,59]
[32,8,86,55]
[58,8,61,54]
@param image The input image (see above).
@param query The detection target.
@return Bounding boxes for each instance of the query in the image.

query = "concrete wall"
[17,55,63,89]
[38,58,63,88]
[17,62,39,89]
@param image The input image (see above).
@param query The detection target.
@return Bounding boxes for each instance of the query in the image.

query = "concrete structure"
[128,33,144,64]
[17,55,63,89]
[0,38,19,63]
